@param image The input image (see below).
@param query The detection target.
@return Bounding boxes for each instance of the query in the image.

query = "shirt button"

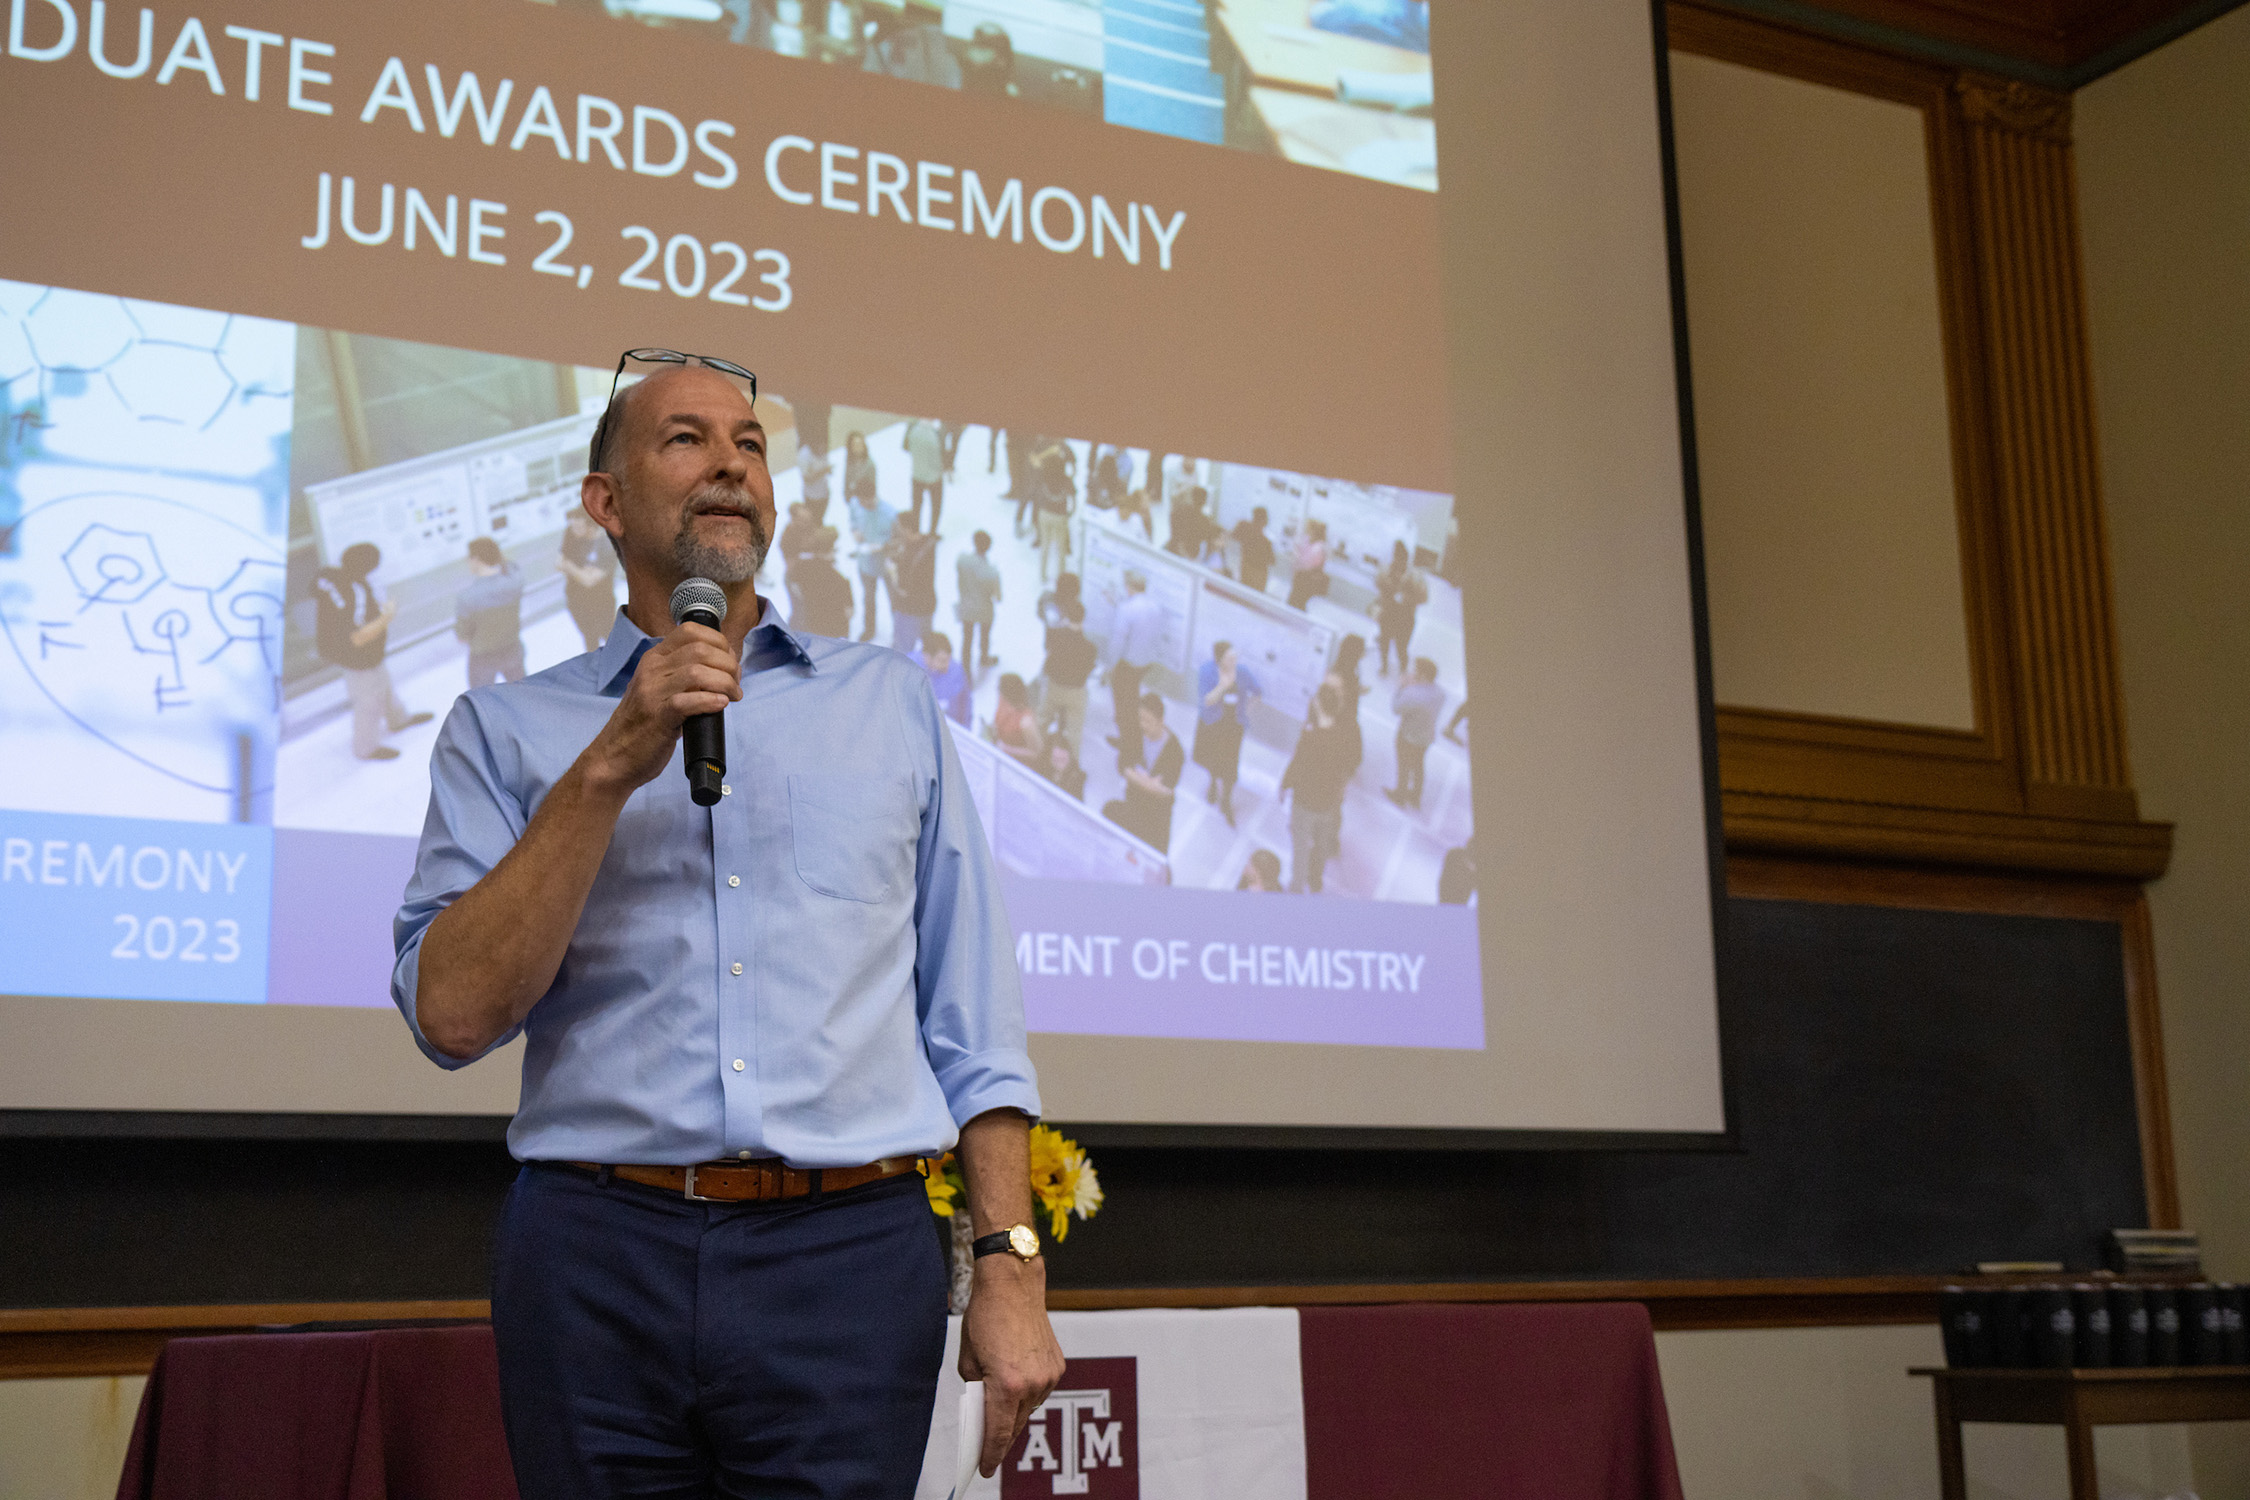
[732,1059,745,1072]
[728,875,741,887]
[721,784,732,795]
[731,962,744,975]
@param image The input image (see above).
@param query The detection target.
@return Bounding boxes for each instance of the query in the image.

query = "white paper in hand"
[949,1381,986,1500]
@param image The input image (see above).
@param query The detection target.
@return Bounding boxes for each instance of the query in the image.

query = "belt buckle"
[682,1165,726,1203]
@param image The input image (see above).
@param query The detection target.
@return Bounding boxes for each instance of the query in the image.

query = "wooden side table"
[1912,1367,2250,1500]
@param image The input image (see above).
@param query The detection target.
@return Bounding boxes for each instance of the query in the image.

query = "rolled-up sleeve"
[901,669,1043,1127]
[392,695,531,1070]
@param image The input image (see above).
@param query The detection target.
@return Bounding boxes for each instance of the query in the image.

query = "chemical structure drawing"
[6,494,287,801]
[52,520,286,712]
[0,279,294,822]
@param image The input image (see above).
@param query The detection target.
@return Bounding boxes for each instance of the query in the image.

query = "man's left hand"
[959,1254,1065,1477]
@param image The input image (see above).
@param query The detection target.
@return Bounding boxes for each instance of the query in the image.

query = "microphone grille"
[670,577,728,627]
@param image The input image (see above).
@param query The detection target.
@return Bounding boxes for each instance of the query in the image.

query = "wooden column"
[1956,78,2139,824]
[1672,8,2171,877]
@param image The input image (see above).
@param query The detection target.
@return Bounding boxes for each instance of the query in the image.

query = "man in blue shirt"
[919,630,972,726]
[904,415,945,535]
[393,359,1062,1498]
[1386,655,1447,812]
[1102,569,1166,771]
[848,480,896,643]
[455,536,525,688]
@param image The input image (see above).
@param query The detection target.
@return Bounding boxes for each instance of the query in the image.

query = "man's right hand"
[581,622,741,795]
[415,620,737,1060]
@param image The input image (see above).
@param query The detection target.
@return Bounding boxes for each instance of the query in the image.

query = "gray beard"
[669,482,771,583]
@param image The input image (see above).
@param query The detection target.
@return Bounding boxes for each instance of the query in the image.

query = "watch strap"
[972,1224,1039,1260]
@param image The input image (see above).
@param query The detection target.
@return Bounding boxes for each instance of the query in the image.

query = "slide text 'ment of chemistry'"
[1017,932,1433,994]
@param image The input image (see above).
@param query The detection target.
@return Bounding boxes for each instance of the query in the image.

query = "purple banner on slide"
[269,828,420,1009]
[1003,878,1486,1050]
[264,834,1486,1052]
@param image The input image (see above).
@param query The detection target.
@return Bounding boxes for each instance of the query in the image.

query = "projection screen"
[0,0,1724,1138]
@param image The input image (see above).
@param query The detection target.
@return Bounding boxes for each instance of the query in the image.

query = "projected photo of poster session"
[277,335,629,835]
[266,328,1470,904]
[253,323,1482,1048]
[556,0,1438,189]
[268,324,1471,885]
[773,420,1471,912]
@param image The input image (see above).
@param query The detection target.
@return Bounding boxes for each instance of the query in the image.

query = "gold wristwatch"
[971,1223,1042,1262]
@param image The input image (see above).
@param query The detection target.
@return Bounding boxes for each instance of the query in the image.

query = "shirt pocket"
[788,774,916,904]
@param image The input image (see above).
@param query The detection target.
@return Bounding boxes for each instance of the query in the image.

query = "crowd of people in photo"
[749,418,1472,902]
[310,412,1473,901]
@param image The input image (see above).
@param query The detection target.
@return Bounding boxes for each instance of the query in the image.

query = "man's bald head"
[578,362,775,591]
[590,365,757,478]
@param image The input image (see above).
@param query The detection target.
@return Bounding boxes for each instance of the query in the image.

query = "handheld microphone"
[669,577,728,807]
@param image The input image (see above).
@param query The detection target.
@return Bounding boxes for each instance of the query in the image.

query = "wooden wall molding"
[1955,74,2074,140]
[1669,5,2172,880]
[0,1279,1957,1379]
[0,1300,490,1382]
[1687,1,2220,80]
[1054,1276,1951,1329]
[1723,788,2173,877]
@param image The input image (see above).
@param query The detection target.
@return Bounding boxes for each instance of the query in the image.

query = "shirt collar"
[592,596,817,696]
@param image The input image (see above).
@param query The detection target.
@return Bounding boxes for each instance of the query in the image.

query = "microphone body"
[670,578,729,807]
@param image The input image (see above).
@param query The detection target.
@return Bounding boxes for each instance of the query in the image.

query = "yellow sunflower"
[921,1156,965,1216]
[922,1127,1104,1242]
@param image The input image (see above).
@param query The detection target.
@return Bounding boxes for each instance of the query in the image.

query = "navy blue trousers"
[491,1164,947,1500]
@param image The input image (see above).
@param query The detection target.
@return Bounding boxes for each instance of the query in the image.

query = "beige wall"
[1658,1325,2193,1500]
[2080,6,2250,1492]
[1670,52,1978,730]
[1648,13,2250,1494]
[0,1377,142,1500]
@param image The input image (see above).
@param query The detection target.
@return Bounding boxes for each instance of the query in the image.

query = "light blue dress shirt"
[1105,591,1167,671]
[392,602,1041,1167]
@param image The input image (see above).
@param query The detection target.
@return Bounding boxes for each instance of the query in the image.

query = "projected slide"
[0,0,1678,1100]
[0,270,1479,1043]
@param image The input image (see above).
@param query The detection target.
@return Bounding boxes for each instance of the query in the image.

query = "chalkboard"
[0,897,2149,1307]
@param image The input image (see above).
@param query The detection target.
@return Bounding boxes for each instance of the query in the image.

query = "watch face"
[1008,1223,1040,1259]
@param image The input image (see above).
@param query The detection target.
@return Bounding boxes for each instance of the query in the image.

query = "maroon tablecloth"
[117,1303,1680,1500]
[115,1325,517,1500]
[1300,1303,1685,1500]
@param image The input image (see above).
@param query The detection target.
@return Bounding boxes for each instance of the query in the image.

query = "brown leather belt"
[566,1156,921,1202]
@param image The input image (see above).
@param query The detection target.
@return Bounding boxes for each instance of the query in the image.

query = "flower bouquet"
[924,1124,1103,1312]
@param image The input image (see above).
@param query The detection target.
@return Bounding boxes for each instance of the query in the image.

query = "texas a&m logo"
[1001,1356,1138,1498]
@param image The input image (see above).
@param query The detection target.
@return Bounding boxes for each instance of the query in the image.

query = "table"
[1914,1366,2250,1500]
[1302,1304,1684,1500]
[116,1325,515,1500]
[1246,87,1437,191]
[116,1304,1681,1500]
